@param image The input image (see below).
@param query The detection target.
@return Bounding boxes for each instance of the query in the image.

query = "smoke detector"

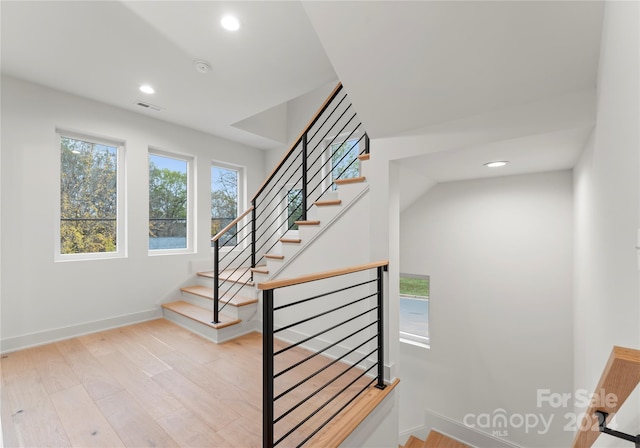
[194,60,211,74]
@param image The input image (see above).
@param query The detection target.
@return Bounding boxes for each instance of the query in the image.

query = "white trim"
[148,148,195,254]
[210,161,245,250]
[55,131,126,262]
[0,308,161,354]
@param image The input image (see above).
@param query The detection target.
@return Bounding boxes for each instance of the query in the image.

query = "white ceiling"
[0,0,337,149]
[2,1,605,189]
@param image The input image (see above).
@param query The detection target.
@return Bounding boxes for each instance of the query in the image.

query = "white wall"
[264,81,337,178]
[0,76,265,352]
[399,171,574,448]
[573,1,640,444]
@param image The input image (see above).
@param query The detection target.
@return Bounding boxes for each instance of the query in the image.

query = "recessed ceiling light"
[221,15,240,31]
[484,161,509,168]
[139,85,155,94]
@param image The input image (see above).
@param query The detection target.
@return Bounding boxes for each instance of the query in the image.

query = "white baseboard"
[0,308,162,354]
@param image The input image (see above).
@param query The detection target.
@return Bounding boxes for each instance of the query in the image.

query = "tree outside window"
[211,165,239,246]
[60,136,119,255]
[148,153,188,250]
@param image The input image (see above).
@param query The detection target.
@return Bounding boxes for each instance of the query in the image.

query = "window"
[287,187,303,231]
[148,151,193,252]
[399,273,430,348]
[329,137,360,189]
[57,132,125,260]
[211,164,240,247]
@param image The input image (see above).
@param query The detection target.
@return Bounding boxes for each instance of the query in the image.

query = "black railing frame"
[213,83,372,325]
[261,262,387,448]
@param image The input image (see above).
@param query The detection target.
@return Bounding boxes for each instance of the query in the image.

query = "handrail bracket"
[595,411,640,448]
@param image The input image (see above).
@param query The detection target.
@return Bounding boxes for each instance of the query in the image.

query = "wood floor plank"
[77,330,119,358]
[0,349,35,381]
[49,384,123,447]
[95,350,183,420]
[151,369,242,432]
[102,326,173,377]
[2,368,71,447]
[216,417,262,448]
[28,344,80,395]
[156,407,228,447]
[95,390,178,448]
[160,350,245,402]
[1,320,390,448]
[55,338,124,401]
[144,319,222,364]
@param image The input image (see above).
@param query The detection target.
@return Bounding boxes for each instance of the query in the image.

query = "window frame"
[148,148,195,256]
[210,161,244,252]
[55,130,126,262]
[320,132,363,192]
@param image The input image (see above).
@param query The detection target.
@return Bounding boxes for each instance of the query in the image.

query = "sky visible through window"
[150,154,186,173]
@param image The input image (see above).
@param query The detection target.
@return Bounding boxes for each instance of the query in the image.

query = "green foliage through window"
[211,165,239,246]
[60,136,118,254]
[331,139,360,185]
[149,154,188,250]
[399,276,430,297]
[287,188,303,230]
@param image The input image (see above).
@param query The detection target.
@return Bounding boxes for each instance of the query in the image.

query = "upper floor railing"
[571,345,640,448]
[259,260,388,447]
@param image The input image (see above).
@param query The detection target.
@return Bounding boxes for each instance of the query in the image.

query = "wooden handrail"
[251,82,343,202]
[211,206,254,242]
[258,260,388,290]
[571,345,640,448]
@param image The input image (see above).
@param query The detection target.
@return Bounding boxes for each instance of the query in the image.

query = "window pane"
[60,137,118,254]
[399,275,430,345]
[211,165,238,246]
[331,139,360,184]
[287,188,303,230]
[149,154,188,250]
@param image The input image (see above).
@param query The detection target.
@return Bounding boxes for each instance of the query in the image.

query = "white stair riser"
[162,307,259,343]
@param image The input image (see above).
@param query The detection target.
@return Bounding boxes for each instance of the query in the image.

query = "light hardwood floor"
[1,319,372,447]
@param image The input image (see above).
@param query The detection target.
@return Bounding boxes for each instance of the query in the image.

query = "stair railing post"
[365,133,370,155]
[263,288,275,448]
[213,238,220,324]
[301,134,308,221]
[251,199,257,270]
[376,265,386,390]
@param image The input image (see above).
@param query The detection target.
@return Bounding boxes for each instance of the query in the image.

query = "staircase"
[402,431,471,448]
[162,154,370,342]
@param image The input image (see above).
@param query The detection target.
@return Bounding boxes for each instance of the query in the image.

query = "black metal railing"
[210,83,370,324]
[260,261,388,448]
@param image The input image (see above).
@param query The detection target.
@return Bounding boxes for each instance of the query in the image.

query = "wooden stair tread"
[334,176,366,185]
[358,153,370,161]
[314,199,342,206]
[294,220,320,226]
[306,378,399,448]
[280,238,301,244]
[264,253,285,260]
[403,435,424,448]
[179,285,258,307]
[161,301,240,329]
[423,431,470,448]
[250,267,269,274]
